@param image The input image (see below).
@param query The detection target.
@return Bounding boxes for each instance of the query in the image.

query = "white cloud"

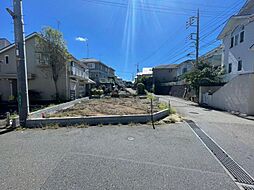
[75,37,88,42]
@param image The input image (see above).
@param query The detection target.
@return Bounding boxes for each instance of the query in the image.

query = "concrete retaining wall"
[29,97,89,118]
[201,73,254,115]
[10,97,89,127]
[26,109,169,128]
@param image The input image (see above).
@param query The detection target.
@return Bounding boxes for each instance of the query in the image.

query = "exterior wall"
[199,86,223,104]
[153,68,177,83]
[27,37,68,101]
[176,62,193,77]
[153,68,178,95]
[200,47,223,68]
[201,73,254,115]
[222,21,254,82]
[0,80,11,101]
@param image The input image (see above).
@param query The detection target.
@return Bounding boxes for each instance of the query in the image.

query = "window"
[228,63,232,73]
[238,60,242,71]
[240,31,245,43]
[5,55,9,64]
[235,34,239,46]
[182,68,187,74]
[230,37,234,48]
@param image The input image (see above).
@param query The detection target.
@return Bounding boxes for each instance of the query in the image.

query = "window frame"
[235,34,239,46]
[230,37,234,48]
[228,63,232,73]
[237,60,242,71]
[5,55,9,64]
[240,31,245,43]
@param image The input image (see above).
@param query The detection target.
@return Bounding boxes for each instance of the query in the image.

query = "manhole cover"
[127,137,135,141]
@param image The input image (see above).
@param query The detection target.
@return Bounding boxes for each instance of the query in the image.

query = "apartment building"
[80,58,115,86]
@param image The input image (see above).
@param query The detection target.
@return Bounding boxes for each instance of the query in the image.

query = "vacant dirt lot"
[50,97,162,117]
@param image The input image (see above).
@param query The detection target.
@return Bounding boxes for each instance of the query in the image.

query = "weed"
[158,102,169,110]
[168,107,177,114]
[76,124,89,128]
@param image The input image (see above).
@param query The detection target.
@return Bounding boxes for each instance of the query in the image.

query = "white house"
[218,0,254,82]
[198,0,254,115]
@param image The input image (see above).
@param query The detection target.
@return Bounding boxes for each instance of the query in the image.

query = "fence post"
[6,112,10,127]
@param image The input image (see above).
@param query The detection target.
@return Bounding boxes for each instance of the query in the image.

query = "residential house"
[153,64,178,95]
[0,38,10,50]
[0,32,94,103]
[176,60,194,82]
[152,60,195,96]
[218,0,254,82]
[200,46,223,68]
[199,0,254,115]
[80,58,115,89]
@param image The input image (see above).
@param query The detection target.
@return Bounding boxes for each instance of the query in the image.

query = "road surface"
[0,123,240,190]
[158,95,254,179]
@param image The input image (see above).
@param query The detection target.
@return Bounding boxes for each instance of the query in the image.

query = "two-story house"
[200,46,223,68]
[176,60,194,81]
[0,32,94,103]
[153,64,178,94]
[80,58,115,87]
[218,0,254,82]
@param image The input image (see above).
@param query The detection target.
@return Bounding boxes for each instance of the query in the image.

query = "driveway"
[0,124,239,190]
[158,95,254,179]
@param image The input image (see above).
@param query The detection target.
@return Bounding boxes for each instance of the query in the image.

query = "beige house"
[0,33,94,102]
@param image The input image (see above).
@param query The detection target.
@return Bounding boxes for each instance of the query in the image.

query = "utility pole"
[7,0,29,126]
[136,63,139,74]
[186,9,200,66]
[196,9,200,66]
[86,42,89,58]
[57,20,61,30]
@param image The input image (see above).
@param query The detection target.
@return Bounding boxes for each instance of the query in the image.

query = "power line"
[157,0,244,65]
[138,26,184,65]
[82,0,230,17]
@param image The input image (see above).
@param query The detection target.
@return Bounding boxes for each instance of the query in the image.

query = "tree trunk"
[54,80,60,101]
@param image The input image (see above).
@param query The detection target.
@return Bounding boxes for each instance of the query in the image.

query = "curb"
[0,127,15,135]
[26,109,169,128]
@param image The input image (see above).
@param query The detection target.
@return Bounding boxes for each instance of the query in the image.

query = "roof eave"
[0,32,39,54]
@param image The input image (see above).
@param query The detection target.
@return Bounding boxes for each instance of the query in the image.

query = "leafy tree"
[136,76,153,92]
[37,27,70,101]
[183,62,224,93]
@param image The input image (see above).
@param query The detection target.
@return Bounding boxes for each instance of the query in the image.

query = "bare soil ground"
[50,97,162,117]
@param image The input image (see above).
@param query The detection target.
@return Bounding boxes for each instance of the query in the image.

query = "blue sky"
[0,0,246,80]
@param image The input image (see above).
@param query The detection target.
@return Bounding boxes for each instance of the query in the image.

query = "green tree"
[136,76,153,92]
[37,27,70,101]
[183,62,224,93]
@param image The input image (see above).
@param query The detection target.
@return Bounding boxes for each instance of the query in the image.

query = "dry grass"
[50,97,161,118]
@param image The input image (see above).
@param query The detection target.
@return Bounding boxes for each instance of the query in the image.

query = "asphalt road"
[158,95,254,179]
[0,123,239,190]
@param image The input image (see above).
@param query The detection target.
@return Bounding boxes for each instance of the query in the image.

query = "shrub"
[137,83,146,95]
[91,88,104,96]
